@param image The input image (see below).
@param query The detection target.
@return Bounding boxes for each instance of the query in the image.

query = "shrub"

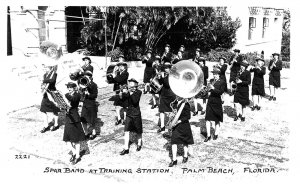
[107,47,123,62]
[204,49,234,63]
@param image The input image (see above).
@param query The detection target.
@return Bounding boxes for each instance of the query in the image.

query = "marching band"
[39,43,284,167]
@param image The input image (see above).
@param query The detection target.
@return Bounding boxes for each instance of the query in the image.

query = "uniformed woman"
[157,62,176,133]
[249,58,266,110]
[120,79,143,155]
[112,62,129,125]
[161,44,173,64]
[142,50,154,94]
[172,51,183,64]
[81,56,94,73]
[168,97,194,167]
[233,60,251,121]
[40,65,60,133]
[204,67,226,142]
[268,53,282,101]
[63,82,86,165]
[229,49,243,95]
[80,71,98,140]
[150,55,163,109]
[193,57,208,116]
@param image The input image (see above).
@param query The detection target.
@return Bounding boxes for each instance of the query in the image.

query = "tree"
[78,6,241,59]
[281,9,290,61]
[184,7,241,53]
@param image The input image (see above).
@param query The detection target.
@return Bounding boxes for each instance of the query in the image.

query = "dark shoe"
[120,149,129,155]
[151,104,157,109]
[234,116,239,121]
[69,154,76,162]
[157,127,165,133]
[213,134,218,140]
[204,136,211,142]
[269,96,273,101]
[192,111,198,116]
[222,100,224,104]
[251,106,256,111]
[241,116,245,121]
[51,125,60,131]
[71,157,81,165]
[40,126,49,133]
[256,106,261,110]
[273,97,276,101]
[136,145,142,151]
[162,131,171,139]
[182,157,188,163]
[122,119,125,125]
[200,111,206,115]
[143,90,147,94]
[115,119,122,125]
[89,134,97,140]
[168,160,177,167]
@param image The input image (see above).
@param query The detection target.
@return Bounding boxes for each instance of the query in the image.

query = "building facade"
[228,7,284,58]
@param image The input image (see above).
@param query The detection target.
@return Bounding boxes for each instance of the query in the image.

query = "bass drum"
[106,64,116,84]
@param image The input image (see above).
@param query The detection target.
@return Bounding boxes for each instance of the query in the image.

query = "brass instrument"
[232,68,243,94]
[197,78,217,98]
[165,60,204,130]
[48,90,71,112]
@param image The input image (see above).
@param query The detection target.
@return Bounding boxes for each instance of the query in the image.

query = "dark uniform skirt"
[220,75,228,92]
[81,105,98,125]
[63,122,86,143]
[269,74,280,88]
[234,91,250,106]
[229,72,238,83]
[171,121,194,145]
[252,83,265,96]
[159,96,175,113]
[205,97,223,122]
[113,93,129,108]
[40,95,60,114]
[143,67,154,83]
[124,115,143,134]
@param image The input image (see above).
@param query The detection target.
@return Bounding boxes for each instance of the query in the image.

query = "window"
[262,17,269,38]
[248,17,256,40]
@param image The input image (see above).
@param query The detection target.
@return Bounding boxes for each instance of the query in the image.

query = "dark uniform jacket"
[82,81,98,108]
[122,90,142,117]
[159,75,176,98]
[43,72,57,92]
[142,57,154,68]
[83,64,94,73]
[250,67,266,84]
[177,101,191,123]
[268,59,282,76]
[65,92,81,123]
[208,79,226,101]
[113,70,129,91]
[161,52,173,63]
[236,70,251,92]
[219,64,227,80]
[182,51,189,60]
[229,55,243,73]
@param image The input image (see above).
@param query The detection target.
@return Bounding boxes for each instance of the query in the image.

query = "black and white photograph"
[3,0,298,190]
